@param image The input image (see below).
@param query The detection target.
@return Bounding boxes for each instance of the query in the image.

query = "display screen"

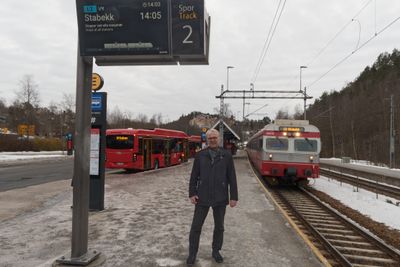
[76,0,170,56]
[171,0,205,55]
[279,127,305,132]
[106,135,134,149]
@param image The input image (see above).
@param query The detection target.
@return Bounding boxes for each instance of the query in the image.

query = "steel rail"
[274,187,400,266]
[320,168,400,200]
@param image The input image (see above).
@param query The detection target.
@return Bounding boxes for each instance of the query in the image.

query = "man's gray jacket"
[189,148,238,207]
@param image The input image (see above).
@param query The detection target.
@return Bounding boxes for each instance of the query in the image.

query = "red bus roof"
[107,128,189,139]
[189,135,201,142]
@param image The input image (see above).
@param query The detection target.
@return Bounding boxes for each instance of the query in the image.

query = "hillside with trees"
[307,49,400,166]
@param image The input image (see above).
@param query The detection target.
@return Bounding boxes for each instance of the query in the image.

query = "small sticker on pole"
[92,73,104,91]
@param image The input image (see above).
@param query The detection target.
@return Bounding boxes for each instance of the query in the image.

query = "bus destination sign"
[76,0,170,56]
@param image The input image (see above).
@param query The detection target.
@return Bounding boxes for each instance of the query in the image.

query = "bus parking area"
[0,152,322,266]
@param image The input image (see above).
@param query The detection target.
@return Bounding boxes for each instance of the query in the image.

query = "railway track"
[267,185,400,267]
[320,168,400,201]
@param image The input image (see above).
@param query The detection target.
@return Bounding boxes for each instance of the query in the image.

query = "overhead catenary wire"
[251,0,287,85]
[283,0,373,91]
[308,14,400,88]
[305,0,373,67]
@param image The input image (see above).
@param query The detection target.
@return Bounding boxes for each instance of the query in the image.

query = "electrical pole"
[390,94,395,168]
[304,86,307,120]
[219,84,224,147]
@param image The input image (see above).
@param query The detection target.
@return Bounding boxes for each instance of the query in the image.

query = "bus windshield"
[294,139,318,152]
[106,135,134,149]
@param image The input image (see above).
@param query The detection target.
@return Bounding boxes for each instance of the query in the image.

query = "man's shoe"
[212,251,223,263]
[186,254,196,265]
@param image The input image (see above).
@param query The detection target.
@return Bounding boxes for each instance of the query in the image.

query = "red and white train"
[247,120,321,185]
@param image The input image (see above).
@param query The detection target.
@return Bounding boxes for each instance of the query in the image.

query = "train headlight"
[269,154,273,160]
[283,132,287,136]
[309,155,314,162]
[133,154,137,162]
[295,132,301,137]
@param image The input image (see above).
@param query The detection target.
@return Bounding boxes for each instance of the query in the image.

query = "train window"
[265,138,288,150]
[106,135,134,149]
[294,139,318,152]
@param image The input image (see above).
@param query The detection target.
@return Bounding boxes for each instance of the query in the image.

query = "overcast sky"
[1,0,399,122]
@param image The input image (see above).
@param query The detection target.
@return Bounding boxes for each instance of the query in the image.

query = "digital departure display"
[171,0,205,56]
[76,0,170,56]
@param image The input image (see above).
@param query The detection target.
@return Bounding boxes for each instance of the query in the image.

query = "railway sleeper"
[323,233,364,241]
[328,239,375,249]
[335,246,387,258]
[302,215,336,221]
[341,253,397,265]
[314,228,355,235]
[307,218,342,224]
[310,222,347,229]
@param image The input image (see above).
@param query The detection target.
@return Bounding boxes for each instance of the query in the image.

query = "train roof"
[106,128,189,139]
[248,120,320,141]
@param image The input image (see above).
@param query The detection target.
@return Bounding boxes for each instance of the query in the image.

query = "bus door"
[143,139,152,170]
[183,139,189,162]
[164,140,171,167]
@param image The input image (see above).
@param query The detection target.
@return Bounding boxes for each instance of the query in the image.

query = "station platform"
[0,154,322,266]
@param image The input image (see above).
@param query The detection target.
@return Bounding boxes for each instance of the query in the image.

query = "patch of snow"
[0,151,68,162]
[155,258,182,266]
[311,176,400,231]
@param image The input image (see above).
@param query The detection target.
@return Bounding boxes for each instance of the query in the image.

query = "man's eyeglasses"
[208,137,218,140]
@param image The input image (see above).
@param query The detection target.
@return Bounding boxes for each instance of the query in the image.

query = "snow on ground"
[310,176,400,231]
[322,157,400,173]
[0,151,68,162]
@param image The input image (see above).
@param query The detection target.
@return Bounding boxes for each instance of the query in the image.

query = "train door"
[143,139,152,170]
[164,140,171,167]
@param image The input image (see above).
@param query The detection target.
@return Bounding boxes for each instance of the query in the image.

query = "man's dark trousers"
[189,204,226,255]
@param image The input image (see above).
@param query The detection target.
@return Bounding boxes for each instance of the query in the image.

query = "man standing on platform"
[187,129,238,265]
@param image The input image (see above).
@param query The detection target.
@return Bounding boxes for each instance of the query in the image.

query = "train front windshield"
[265,138,288,150]
[294,139,318,152]
[106,135,134,149]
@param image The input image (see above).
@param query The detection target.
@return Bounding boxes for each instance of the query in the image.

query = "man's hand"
[190,195,199,204]
[229,200,237,207]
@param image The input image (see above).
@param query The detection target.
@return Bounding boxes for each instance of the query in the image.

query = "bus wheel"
[154,160,159,170]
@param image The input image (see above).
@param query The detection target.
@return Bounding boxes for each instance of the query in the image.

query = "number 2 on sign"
[182,25,193,44]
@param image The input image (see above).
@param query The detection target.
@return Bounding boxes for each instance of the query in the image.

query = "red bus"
[106,128,189,171]
[188,135,201,157]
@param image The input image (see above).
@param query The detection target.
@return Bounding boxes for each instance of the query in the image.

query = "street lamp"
[300,66,308,119]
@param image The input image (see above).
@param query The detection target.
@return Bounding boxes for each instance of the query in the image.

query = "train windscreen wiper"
[305,138,313,147]
[276,136,284,144]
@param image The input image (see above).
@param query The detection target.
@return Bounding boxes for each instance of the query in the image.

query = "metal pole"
[242,91,245,121]
[304,86,307,120]
[219,85,224,147]
[71,46,93,259]
[56,42,101,266]
[300,66,307,119]
[390,94,395,168]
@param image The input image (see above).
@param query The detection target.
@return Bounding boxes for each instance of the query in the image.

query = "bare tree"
[15,75,40,107]
[275,108,289,120]
[213,103,233,118]
[60,93,75,112]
